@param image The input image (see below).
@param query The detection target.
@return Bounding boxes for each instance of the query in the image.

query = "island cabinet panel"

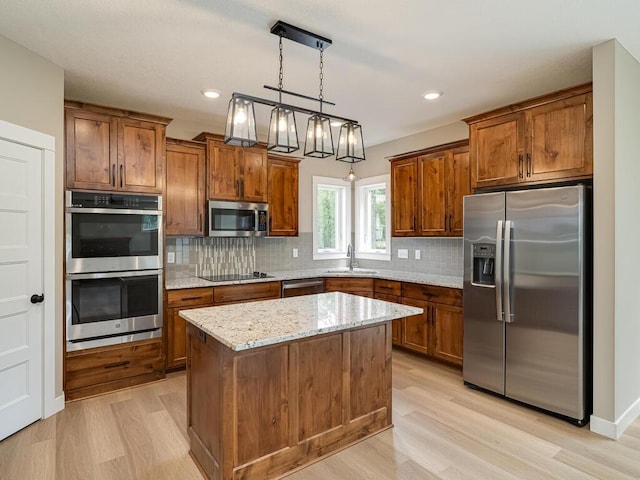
[186,320,393,480]
[296,335,343,440]
[235,347,289,465]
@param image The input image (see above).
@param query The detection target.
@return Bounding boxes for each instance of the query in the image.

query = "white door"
[0,137,43,440]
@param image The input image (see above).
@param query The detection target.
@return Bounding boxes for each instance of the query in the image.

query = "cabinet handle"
[448,214,452,232]
[518,154,523,178]
[120,164,124,187]
[269,217,272,233]
[112,164,116,186]
[241,180,245,199]
[412,216,416,231]
[235,180,240,195]
[526,153,531,177]
[199,213,203,231]
[104,360,130,369]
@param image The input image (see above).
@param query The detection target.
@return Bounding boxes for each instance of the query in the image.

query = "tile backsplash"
[166,234,463,279]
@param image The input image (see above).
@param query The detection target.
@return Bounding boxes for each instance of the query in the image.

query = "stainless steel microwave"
[208,200,269,237]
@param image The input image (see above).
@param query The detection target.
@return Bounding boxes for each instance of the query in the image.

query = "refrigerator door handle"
[495,220,504,322]
[504,220,514,323]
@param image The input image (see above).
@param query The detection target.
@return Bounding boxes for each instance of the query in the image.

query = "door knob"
[30,294,44,304]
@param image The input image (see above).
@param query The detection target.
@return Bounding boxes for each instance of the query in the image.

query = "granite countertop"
[180,292,423,351]
[165,268,462,290]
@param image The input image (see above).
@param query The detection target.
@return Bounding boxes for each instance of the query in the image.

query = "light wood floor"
[2,350,640,479]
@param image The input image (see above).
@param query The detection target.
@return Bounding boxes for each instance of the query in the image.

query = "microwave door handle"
[495,220,504,322]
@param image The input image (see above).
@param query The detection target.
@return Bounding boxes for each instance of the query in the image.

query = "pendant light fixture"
[336,121,365,163]
[267,34,299,153]
[343,165,360,182]
[223,20,365,161]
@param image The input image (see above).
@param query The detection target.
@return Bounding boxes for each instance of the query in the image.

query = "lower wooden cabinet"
[65,338,164,401]
[431,302,463,365]
[213,281,280,305]
[400,297,430,355]
[165,287,214,370]
[325,277,374,297]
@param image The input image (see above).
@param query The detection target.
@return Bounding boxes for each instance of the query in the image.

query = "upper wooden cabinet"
[268,155,300,236]
[194,133,267,202]
[390,140,470,237]
[465,83,592,190]
[165,139,206,236]
[65,101,170,193]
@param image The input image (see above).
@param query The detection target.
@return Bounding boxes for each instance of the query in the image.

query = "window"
[355,174,390,260]
[313,176,351,260]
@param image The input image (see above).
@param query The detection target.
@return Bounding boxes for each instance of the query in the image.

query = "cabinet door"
[240,147,268,202]
[208,143,240,200]
[470,112,525,189]
[391,158,418,236]
[447,146,471,237]
[117,118,164,193]
[526,93,593,182]
[418,152,447,236]
[401,297,429,354]
[65,109,117,190]
[430,302,463,366]
[166,307,187,369]
[375,293,402,345]
[165,142,206,236]
[268,157,299,236]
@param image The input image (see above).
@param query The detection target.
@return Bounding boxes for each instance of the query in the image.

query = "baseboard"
[590,396,640,439]
[44,393,65,418]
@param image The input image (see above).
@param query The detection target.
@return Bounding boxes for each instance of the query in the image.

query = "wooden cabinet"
[325,277,374,298]
[390,140,470,237]
[268,156,300,236]
[430,302,463,365]
[65,102,169,193]
[194,133,268,202]
[65,338,164,400]
[465,83,592,190]
[374,280,403,345]
[213,281,281,305]
[400,296,430,354]
[165,287,214,370]
[165,139,206,236]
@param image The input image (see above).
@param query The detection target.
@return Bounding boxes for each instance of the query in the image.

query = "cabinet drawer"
[325,277,374,293]
[65,339,163,390]
[401,282,462,306]
[214,281,281,305]
[374,279,401,296]
[167,287,214,307]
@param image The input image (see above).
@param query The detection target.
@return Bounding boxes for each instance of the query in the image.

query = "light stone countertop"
[179,292,423,351]
[165,268,462,290]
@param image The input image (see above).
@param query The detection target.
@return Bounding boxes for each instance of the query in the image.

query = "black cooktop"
[198,271,274,282]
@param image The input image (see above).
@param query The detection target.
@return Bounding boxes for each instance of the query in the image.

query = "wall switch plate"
[292,248,299,258]
[397,249,409,259]
[167,252,175,264]
[415,250,421,260]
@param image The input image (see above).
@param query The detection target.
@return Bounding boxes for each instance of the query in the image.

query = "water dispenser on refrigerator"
[471,243,495,286]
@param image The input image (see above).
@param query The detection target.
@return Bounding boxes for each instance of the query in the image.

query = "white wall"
[591,39,640,439]
[0,35,65,397]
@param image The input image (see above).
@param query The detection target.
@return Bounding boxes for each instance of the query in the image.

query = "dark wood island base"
[186,321,393,480]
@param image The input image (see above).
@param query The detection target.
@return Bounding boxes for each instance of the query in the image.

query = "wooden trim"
[386,139,469,162]
[463,82,592,125]
[64,100,172,125]
[165,137,206,148]
[192,131,225,143]
[267,153,302,163]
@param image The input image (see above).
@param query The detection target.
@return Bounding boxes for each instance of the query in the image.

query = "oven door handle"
[66,207,162,215]
[67,269,162,280]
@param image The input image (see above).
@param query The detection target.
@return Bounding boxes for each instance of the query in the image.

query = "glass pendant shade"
[267,106,299,153]
[224,97,258,147]
[304,114,334,158]
[336,122,365,163]
[343,166,360,182]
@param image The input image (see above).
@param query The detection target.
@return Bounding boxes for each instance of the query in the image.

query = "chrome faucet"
[347,243,357,271]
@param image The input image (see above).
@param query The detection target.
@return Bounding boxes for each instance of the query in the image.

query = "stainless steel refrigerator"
[463,185,590,425]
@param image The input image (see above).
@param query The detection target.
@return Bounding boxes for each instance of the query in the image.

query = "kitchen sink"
[326,268,378,275]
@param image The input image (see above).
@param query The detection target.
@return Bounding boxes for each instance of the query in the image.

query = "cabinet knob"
[518,155,523,178]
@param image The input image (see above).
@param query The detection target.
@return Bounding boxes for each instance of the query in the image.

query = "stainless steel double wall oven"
[65,191,163,351]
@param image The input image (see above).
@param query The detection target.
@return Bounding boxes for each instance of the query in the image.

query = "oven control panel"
[67,191,161,210]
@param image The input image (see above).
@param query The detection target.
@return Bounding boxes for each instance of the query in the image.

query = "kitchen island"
[180,292,422,480]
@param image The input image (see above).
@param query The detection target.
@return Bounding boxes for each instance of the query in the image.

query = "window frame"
[355,174,391,261]
[312,176,352,260]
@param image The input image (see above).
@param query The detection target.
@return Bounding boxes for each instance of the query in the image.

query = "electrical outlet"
[415,250,421,260]
[167,252,175,264]
[397,249,409,259]
[292,248,299,258]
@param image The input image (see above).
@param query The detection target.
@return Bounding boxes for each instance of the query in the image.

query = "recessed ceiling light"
[423,91,442,100]
[202,89,220,99]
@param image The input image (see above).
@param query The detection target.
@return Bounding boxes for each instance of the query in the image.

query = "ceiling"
[2,0,640,147]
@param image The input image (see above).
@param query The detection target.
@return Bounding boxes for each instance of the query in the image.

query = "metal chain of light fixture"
[278,34,284,103]
[318,46,324,112]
